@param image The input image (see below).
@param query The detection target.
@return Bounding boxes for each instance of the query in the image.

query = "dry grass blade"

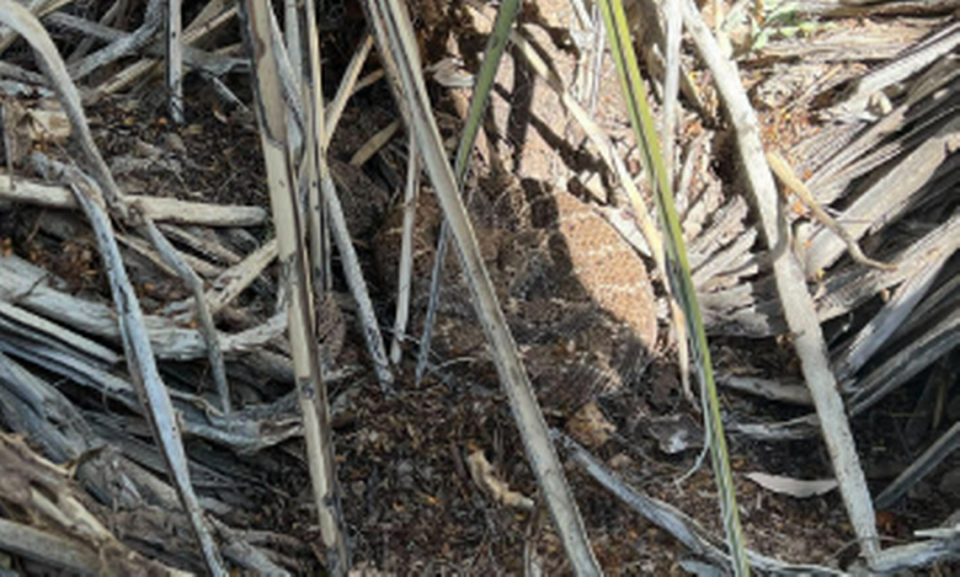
[359,0,602,573]
[679,0,881,564]
[236,1,350,573]
[390,129,420,363]
[766,151,894,272]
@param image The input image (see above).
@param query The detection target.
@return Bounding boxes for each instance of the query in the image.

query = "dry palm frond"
[679,0,880,566]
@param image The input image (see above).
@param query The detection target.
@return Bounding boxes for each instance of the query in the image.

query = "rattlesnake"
[376,174,658,411]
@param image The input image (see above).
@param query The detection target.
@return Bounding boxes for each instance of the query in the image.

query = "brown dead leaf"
[467,450,534,510]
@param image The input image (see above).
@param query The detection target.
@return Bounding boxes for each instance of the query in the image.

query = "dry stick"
[299,9,394,391]
[68,0,163,81]
[94,2,237,101]
[360,0,601,573]
[414,0,524,386]
[117,230,221,278]
[876,421,960,509]
[0,175,269,225]
[302,0,339,381]
[211,518,293,577]
[283,0,304,166]
[557,432,847,575]
[320,166,395,390]
[45,11,245,78]
[0,5,226,572]
[867,534,960,575]
[236,2,350,573]
[158,223,242,265]
[0,4,127,219]
[0,353,286,575]
[296,33,393,392]
[141,217,231,414]
[833,254,945,382]
[0,61,48,86]
[0,518,134,576]
[274,0,392,391]
[324,35,375,142]
[390,130,420,364]
[301,0,329,300]
[167,0,184,123]
[679,0,881,564]
[66,0,122,62]
[205,239,279,315]
[59,164,227,577]
[766,151,895,272]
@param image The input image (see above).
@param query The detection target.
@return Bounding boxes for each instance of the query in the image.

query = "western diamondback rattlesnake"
[376,174,658,410]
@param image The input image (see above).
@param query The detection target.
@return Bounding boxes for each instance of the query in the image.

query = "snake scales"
[376,173,658,411]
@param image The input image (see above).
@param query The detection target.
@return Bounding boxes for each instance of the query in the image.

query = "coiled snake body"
[377,175,658,411]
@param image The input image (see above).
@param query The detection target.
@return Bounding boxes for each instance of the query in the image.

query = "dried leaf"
[467,450,534,510]
[746,472,838,499]
[426,57,474,88]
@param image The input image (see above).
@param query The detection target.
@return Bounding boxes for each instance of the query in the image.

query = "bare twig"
[876,421,960,509]
[325,34,375,142]
[0,4,226,571]
[236,2,350,572]
[766,151,894,272]
[93,1,238,101]
[142,217,231,414]
[0,174,268,225]
[167,0,184,122]
[390,130,420,363]
[68,0,164,81]
[558,432,846,575]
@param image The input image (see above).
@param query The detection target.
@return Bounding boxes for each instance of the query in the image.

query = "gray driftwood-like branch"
[51,161,227,576]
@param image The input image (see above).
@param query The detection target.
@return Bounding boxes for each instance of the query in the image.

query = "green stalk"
[595,0,750,573]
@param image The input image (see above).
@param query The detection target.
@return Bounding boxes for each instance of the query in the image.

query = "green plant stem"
[595,0,750,574]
